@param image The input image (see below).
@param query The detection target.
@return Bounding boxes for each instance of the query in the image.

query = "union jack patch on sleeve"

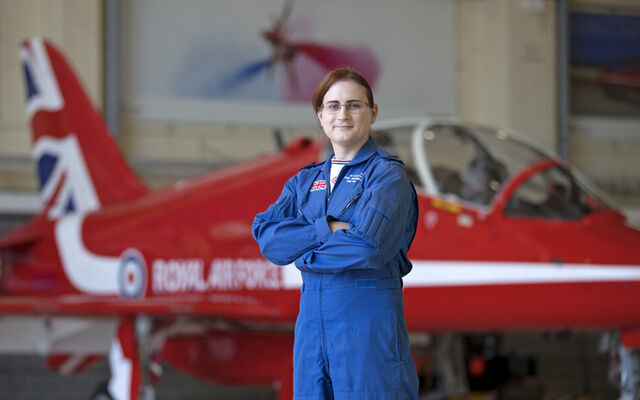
[310,180,327,192]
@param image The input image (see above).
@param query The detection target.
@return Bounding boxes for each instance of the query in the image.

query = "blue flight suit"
[253,138,419,400]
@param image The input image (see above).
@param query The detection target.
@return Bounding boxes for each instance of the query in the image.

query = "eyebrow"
[325,99,365,103]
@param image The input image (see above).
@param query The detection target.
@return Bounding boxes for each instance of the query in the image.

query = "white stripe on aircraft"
[281,261,640,289]
[55,213,120,295]
[21,38,63,118]
[405,261,640,287]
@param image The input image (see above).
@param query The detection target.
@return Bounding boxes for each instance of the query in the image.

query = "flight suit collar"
[325,137,378,168]
[350,137,378,166]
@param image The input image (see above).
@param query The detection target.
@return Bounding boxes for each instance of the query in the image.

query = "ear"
[370,104,379,124]
[316,108,322,122]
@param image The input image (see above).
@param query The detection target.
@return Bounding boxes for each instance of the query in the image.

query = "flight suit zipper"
[324,165,350,200]
[336,193,360,220]
[323,170,330,199]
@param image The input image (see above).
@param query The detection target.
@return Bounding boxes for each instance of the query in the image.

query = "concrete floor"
[0,354,277,400]
[0,332,620,400]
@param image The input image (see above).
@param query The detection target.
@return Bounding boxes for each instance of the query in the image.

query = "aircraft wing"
[0,294,292,321]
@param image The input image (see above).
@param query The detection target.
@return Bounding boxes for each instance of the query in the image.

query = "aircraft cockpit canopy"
[371,120,614,220]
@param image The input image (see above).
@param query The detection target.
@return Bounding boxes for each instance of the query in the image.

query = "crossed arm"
[252,167,413,273]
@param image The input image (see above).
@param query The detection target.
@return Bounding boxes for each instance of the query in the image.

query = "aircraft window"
[471,126,548,178]
[372,127,421,186]
[422,125,509,206]
[504,166,606,220]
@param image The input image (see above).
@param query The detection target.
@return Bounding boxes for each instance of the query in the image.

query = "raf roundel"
[118,249,148,298]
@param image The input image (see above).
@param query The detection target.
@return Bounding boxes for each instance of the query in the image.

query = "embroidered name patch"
[344,174,363,183]
[310,180,327,192]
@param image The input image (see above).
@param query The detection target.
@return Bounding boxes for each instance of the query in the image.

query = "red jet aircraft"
[1,38,640,400]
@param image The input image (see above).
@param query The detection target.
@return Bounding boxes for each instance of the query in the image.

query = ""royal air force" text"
[152,258,282,293]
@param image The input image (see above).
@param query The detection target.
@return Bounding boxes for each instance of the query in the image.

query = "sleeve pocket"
[356,190,398,247]
[267,194,295,220]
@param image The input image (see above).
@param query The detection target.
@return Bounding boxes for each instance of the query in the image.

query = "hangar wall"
[457,0,556,152]
[0,0,638,204]
[457,0,640,208]
[0,0,102,196]
[566,0,640,203]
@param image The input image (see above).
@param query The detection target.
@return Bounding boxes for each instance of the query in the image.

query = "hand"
[329,221,350,233]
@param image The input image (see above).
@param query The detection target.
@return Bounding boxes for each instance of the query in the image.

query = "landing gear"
[606,334,640,400]
[413,333,468,399]
[135,316,156,400]
[104,316,156,400]
[615,344,640,400]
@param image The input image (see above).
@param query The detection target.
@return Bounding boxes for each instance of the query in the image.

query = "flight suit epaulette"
[378,151,405,167]
[299,161,323,170]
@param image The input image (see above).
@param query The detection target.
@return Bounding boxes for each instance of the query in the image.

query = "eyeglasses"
[320,100,370,115]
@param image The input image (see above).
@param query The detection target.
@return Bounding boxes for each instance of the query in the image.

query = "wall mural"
[175,0,380,103]
[120,0,456,125]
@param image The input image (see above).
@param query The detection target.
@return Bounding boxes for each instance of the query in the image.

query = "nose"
[337,105,350,119]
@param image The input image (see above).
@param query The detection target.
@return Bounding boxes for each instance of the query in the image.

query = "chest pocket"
[330,180,364,224]
[297,174,328,221]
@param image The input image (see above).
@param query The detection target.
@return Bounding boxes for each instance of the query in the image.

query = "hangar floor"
[0,332,620,399]
[0,354,277,400]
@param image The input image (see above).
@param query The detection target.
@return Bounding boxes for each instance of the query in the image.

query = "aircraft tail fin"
[20,38,148,220]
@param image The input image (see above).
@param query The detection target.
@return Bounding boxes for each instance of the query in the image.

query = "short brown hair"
[312,68,375,111]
